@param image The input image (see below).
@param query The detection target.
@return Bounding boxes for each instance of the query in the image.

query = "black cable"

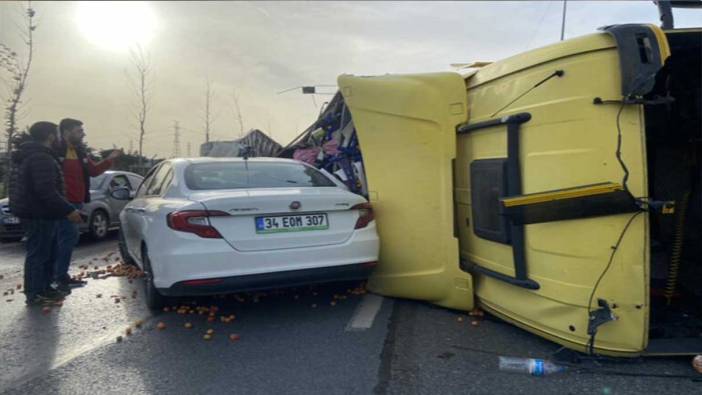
[585,211,643,355]
[490,70,564,117]
[614,101,632,196]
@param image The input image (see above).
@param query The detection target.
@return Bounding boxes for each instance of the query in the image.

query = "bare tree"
[0,2,36,192]
[127,46,151,172]
[231,88,245,138]
[203,79,213,143]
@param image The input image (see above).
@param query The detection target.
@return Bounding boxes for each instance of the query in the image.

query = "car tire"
[142,245,168,311]
[118,228,136,266]
[88,210,109,241]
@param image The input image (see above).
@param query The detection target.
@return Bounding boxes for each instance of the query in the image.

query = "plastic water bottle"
[498,356,566,376]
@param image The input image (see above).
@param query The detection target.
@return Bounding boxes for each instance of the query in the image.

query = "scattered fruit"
[457,316,465,323]
[135,320,144,328]
[125,328,132,336]
[330,301,337,307]
[207,316,215,323]
[693,355,702,374]
[471,320,480,327]
[203,334,212,341]
[156,322,166,330]
[229,334,240,342]
[184,322,193,329]
[206,329,214,335]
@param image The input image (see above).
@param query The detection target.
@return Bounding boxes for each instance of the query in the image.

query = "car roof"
[103,170,143,178]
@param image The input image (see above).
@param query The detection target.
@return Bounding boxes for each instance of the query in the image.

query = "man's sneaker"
[25,293,62,306]
[53,282,72,295]
[66,278,87,288]
[45,287,69,299]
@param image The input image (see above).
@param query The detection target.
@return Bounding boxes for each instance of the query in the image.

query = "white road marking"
[346,293,385,332]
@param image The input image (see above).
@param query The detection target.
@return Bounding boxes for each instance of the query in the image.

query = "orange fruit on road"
[229,334,241,342]
[203,334,212,341]
[156,322,166,330]
[206,329,214,335]
[184,322,193,329]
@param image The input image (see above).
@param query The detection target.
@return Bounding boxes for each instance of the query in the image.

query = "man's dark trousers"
[54,202,82,284]
[24,219,59,299]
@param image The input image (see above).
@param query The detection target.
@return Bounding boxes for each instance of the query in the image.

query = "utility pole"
[172,121,181,158]
[204,80,212,143]
[560,0,568,41]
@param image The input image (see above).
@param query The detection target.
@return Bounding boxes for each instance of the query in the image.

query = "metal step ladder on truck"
[281,20,701,357]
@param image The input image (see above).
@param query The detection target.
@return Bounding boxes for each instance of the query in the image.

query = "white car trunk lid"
[193,188,365,251]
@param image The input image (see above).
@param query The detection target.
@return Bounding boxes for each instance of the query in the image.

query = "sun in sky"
[74,1,158,52]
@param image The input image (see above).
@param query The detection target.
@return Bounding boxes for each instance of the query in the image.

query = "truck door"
[339,72,473,311]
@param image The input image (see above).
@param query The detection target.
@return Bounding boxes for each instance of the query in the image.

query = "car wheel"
[118,228,136,266]
[142,245,168,310]
[89,210,109,240]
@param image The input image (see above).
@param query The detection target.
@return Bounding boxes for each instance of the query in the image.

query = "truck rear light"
[352,202,374,229]
[167,210,229,239]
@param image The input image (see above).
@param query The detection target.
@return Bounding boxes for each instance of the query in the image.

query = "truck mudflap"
[338,72,473,311]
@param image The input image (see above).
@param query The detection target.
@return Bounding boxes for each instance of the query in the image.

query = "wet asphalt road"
[0,233,700,394]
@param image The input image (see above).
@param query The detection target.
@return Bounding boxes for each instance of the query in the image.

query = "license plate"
[255,214,329,234]
[3,216,19,225]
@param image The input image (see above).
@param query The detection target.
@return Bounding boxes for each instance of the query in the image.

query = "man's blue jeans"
[24,219,59,300]
[54,203,82,284]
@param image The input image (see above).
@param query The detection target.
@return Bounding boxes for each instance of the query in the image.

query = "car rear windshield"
[185,161,337,190]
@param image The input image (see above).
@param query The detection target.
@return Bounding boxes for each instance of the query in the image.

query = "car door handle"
[127,208,146,213]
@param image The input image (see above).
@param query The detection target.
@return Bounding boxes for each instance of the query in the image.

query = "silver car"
[81,170,144,240]
[0,170,144,242]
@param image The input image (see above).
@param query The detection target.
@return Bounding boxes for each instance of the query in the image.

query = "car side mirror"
[110,187,132,201]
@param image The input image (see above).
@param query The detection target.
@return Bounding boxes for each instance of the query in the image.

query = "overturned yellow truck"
[338,24,701,356]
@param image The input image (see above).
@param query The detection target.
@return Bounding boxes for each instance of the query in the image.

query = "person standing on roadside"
[52,118,122,293]
[8,122,83,305]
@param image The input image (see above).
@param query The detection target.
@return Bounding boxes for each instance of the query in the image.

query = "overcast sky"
[0,1,700,157]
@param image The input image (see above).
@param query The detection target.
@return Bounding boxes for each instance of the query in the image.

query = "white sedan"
[114,157,379,309]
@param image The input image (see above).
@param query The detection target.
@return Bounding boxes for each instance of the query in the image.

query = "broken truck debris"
[282,24,702,357]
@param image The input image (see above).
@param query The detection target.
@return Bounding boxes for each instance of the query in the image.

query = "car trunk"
[644,29,702,354]
[193,188,362,251]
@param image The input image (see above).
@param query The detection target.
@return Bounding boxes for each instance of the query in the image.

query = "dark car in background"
[0,170,143,242]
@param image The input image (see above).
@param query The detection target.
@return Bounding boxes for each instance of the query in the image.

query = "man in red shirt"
[53,118,122,293]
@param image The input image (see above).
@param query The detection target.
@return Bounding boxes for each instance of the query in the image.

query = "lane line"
[346,293,384,332]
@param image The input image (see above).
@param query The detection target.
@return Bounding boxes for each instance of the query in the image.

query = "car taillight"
[352,202,374,229]
[167,210,229,239]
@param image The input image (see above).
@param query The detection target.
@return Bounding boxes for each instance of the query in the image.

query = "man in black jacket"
[9,121,82,305]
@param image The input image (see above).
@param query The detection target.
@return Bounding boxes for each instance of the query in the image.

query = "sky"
[0,1,700,158]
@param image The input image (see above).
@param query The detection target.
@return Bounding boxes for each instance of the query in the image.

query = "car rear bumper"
[159,261,376,296]
[147,223,380,290]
